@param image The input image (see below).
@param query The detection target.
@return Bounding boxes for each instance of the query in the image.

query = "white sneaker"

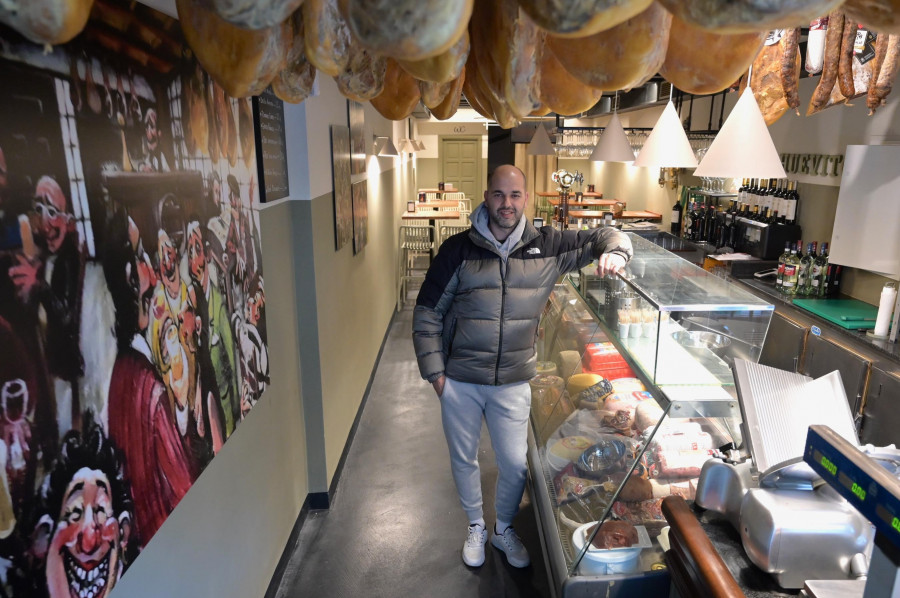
[462,524,488,567]
[491,526,530,568]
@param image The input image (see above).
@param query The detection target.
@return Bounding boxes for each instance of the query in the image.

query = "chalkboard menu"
[253,87,289,202]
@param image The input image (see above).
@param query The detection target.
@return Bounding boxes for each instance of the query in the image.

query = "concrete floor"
[273,289,552,598]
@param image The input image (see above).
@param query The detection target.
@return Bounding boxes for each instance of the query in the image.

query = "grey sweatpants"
[440,377,531,524]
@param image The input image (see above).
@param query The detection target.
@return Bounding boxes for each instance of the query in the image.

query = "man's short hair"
[487,165,526,188]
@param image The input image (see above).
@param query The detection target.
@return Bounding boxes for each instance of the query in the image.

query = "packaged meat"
[649,446,715,479]
[806,17,828,74]
[553,464,605,505]
[612,498,665,526]
[610,378,645,393]
[599,409,635,435]
[634,401,665,433]
[604,391,653,419]
[648,422,714,453]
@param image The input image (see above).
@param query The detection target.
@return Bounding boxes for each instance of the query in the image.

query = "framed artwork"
[348,100,366,175]
[407,201,416,213]
[351,180,368,254]
[330,125,352,250]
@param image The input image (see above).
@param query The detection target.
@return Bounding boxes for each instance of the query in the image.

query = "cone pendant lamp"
[694,87,786,179]
[633,101,698,169]
[527,122,556,155]
[590,112,635,162]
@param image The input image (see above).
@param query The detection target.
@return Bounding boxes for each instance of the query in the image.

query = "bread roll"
[469,0,542,120]
[398,30,469,84]
[538,44,603,115]
[177,0,289,98]
[844,0,900,34]
[333,41,387,101]
[340,0,473,61]
[547,2,671,91]
[208,0,303,30]
[273,11,318,104]
[303,0,351,77]
[518,0,653,38]
[431,69,466,120]
[656,0,844,33]
[370,59,422,120]
[0,0,93,45]
[660,16,765,94]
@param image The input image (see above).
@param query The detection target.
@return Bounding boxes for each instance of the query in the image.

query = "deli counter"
[527,233,775,597]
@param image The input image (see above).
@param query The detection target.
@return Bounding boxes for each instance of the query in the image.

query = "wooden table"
[547,197,623,208]
[619,210,662,220]
[402,210,461,222]
[413,200,459,209]
[537,190,603,198]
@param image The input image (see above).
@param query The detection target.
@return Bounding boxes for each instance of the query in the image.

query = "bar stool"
[398,224,434,310]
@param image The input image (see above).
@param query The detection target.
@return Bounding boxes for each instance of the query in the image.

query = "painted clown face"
[46,467,127,598]
[33,177,71,254]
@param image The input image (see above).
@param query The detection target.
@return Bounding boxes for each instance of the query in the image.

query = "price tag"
[854,29,877,64]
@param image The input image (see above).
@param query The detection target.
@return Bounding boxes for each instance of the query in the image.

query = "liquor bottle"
[784,181,799,225]
[776,241,791,292]
[671,197,683,235]
[811,242,829,297]
[798,241,817,295]
[782,242,801,295]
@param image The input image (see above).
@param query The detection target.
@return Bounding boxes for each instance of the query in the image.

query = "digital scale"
[804,425,900,598]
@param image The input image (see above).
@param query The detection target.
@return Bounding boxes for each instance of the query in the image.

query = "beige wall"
[112,201,310,597]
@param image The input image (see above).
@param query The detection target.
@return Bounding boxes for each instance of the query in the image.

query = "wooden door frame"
[439,135,483,195]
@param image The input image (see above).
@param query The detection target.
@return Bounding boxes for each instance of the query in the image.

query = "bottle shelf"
[695,190,737,198]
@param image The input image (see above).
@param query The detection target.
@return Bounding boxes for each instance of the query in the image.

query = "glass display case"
[527,233,774,597]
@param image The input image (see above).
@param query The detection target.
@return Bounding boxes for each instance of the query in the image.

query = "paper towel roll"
[874,283,897,337]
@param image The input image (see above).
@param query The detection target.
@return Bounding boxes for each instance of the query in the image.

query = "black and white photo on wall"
[0,3,270,595]
[351,180,368,255]
[330,125,352,251]
[348,100,366,176]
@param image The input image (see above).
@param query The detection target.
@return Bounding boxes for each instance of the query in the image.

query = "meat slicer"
[694,359,873,590]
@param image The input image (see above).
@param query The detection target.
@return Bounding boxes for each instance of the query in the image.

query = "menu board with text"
[253,87,289,202]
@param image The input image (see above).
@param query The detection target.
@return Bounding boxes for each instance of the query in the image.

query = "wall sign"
[253,87,289,202]
[780,153,845,177]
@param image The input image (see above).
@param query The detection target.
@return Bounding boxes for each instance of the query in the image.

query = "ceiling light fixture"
[590,112,635,163]
[527,121,556,156]
[373,135,399,157]
[632,101,698,169]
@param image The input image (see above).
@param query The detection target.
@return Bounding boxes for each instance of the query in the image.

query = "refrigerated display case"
[528,233,774,597]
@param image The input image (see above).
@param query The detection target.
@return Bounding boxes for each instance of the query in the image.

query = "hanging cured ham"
[176,0,289,98]
[430,70,466,120]
[182,63,209,156]
[303,0,352,77]
[843,0,900,34]
[517,0,653,38]
[334,41,387,101]
[0,0,94,45]
[660,16,765,94]
[207,0,303,30]
[238,97,255,166]
[397,31,469,84]
[339,0,473,61]
[538,46,604,116]
[656,0,844,33]
[273,11,318,104]
[547,2,671,91]
[370,59,422,120]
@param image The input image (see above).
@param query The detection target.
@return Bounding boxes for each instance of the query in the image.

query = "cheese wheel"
[518,0,653,38]
[469,0,542,120]
[333,41,387,102]
[547,2,671,91]
[655,0,845,33]
[340,0,473,61]
[370,59,422,120]
[273,10,318,104]
[538,44,604,115]
[303,0,351,77]
[431,69,466,120]
[177,0,289,98]
[397,31,470,84]
[660,16,765,94]
[843,0,900,34]
[0,0,93,45]
[208,0,303,30]
[566,373,604,398]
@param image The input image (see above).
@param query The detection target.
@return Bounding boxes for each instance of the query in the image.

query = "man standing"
[412,165,632,568]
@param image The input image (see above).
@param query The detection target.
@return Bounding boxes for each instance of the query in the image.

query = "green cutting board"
[791,298,879,330]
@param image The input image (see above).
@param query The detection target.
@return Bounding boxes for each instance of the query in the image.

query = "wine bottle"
[811,242,829,297]
[782,242,801,295]
[671,197,683,235]
[798,241,816,295]
[784,181,799,225]
[776,241,791,292]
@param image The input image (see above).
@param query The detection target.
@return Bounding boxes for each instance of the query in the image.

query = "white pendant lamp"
[590,112,635,162]
[632,101,698,169]
[373,136,399,157]
[527,122,556,156]
[694,87,786,179]
[398,139,415,154]
[413,139,426,151]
